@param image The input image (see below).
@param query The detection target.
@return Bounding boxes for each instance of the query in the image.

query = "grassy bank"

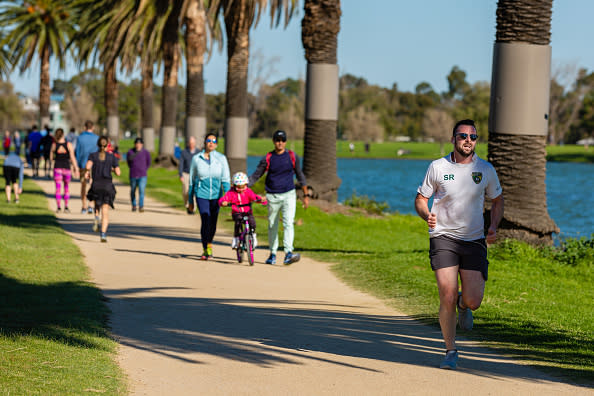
[115,153,594,385]
[0,177,125,395]
[118,137,594,163]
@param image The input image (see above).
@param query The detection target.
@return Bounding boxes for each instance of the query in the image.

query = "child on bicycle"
[219,172,267,249]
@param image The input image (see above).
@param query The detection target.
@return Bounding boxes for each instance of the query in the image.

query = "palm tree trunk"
[157,1,183,167]
[301,0,342,201]
[488,0,558,244]
[39,44,51,128]
[104,60,119,144]
[185,0,207,148]
[223,0,253,174]
[141,61,155,152]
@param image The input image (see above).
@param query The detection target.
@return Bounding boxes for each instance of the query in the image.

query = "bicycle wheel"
[247,234,255,266]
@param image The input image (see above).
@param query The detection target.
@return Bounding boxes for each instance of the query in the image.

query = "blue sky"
[8,0,594,97]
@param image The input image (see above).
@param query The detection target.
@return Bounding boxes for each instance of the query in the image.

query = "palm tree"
[0,1,75,128]
[301,0,341,201]
[184,0,208,146]
[488,0,558,244]
[211,0,296,174]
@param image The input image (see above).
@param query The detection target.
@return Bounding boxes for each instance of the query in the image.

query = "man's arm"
[415,193,436,229]
[486,194,504,244]
[248,157,267,187]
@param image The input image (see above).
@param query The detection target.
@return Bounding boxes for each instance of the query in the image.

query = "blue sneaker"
[458,292,474,331]
[265,254,276,265]
[439,350,458,369]
[283,252,300,265]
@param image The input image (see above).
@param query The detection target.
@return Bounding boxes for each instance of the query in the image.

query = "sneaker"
[199,252,208,260]
[100,232,107,243]
[64,207,70,213]
[457,292,474,331]
[206,244,213,258]
[252,233,258,248]
[139,207,144,213]
[132,206,137,212]
[231,237,238,249]
[56,207,61,213]
[186,207,193,214]
[283,252,300,265]
[265,254,276,265]
[14,199,19,204]
[87,207,94,214]
[81,208,87,214]
[92,216,100,233]
[440,350,458,369]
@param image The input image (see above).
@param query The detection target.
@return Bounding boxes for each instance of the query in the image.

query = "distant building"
[49,101,69,132]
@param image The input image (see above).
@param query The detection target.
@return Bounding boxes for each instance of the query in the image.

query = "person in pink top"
[219,172,267,249]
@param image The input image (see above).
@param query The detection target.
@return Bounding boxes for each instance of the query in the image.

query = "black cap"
[134,137,144,144]
[272,130,287,141]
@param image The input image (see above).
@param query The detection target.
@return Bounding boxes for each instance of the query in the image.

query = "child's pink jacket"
[218,187,265,214]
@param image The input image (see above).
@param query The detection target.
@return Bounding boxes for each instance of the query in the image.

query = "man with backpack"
[249,130,309,265]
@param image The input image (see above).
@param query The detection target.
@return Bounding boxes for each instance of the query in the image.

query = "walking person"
[50,128,79,213]
[27,125,42,177]
[127,137,151,212]
[188,133,230,260]
[3,130,11,156]
[41,127,54,178]
[75,120,99,214]
[86,136,120,242]
[13,131,22,156]
[414,119,504,370]
[3,148,24,203]
[178,136,199,214]
[65,127,77,151]
[248,130,309,265]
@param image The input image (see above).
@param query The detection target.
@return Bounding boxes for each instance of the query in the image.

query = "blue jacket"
[75,131,98,168]
[188,150,230,201]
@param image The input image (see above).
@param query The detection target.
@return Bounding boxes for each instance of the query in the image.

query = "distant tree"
[343,105,383,142]
[63,86,98,131]
[422,107,454,155]
[0,0,75,127]
[0,80,22,130]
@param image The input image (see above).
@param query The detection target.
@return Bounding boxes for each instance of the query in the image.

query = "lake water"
[248,156,594,239]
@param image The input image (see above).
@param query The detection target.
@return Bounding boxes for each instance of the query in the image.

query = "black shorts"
[87,182,117,208]
[429,235,489,281]
[30,150,41,159]
[3,165,19,184]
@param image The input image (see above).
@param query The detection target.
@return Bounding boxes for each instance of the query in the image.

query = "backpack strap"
[265,150,296,172]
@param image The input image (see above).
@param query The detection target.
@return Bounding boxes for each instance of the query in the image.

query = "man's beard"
[454,144,474,159]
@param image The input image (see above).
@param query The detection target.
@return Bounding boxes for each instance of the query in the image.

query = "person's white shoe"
[231,237,238,249]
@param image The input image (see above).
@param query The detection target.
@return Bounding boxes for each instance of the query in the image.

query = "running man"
[414,119,504,369]
[75,120,98,214]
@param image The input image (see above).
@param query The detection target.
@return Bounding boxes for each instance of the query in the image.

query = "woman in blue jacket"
[188,133,231,260]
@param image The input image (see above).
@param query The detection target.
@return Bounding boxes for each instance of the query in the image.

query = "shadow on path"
[104,290,589,387]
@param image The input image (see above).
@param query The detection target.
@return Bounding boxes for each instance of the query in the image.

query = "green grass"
[123,155,593,385]
[120,137,593,162]
[0,177,126,395]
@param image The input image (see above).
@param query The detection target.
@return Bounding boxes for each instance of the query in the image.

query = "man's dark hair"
[204,132,218,144]
[85,120,94,130]
[452,119,476,135]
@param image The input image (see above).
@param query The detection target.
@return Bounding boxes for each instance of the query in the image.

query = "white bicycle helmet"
[232,172,249,186]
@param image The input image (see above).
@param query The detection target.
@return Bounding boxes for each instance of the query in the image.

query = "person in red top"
[219,172,267,249]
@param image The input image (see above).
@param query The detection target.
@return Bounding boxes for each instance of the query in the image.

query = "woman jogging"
[86,135,121,242]
[50,128,79,213]
[188,133,230,260]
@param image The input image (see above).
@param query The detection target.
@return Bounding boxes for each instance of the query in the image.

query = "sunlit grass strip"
[0,177,126,395]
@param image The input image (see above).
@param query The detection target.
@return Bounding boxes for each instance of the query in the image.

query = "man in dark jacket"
[249,130,309,265]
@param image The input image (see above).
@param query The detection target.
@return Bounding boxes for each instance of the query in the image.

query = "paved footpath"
[36,177,591,395]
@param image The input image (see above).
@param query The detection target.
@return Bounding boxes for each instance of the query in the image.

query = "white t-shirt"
[417,153,502,241]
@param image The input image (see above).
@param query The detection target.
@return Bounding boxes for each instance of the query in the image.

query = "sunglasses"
[206,138,217,144]
[455,133,478,141]
[274,137,287,143]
